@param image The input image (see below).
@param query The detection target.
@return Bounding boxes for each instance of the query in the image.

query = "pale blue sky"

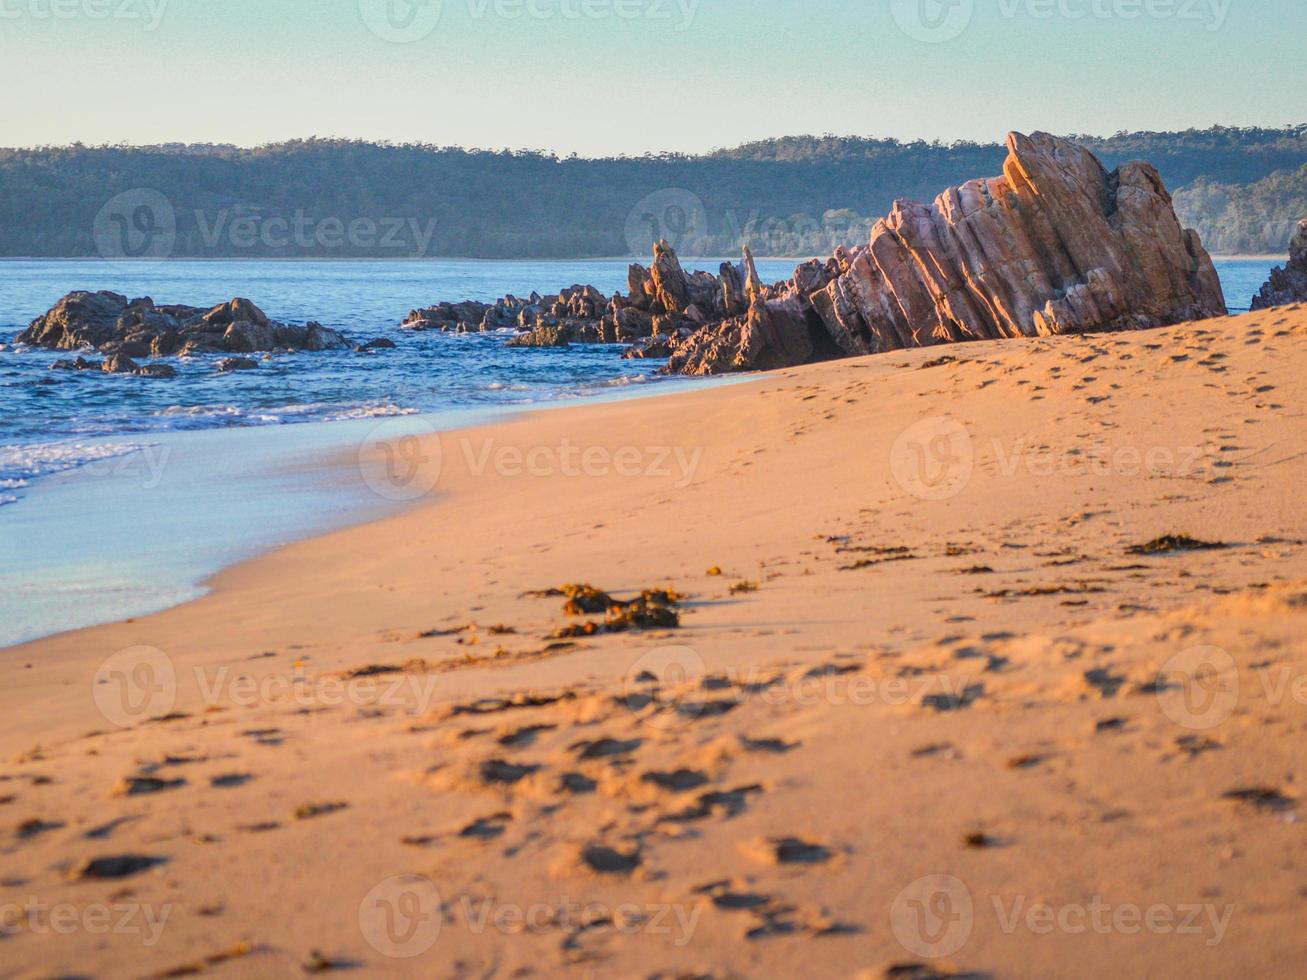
[1,0,1302,153]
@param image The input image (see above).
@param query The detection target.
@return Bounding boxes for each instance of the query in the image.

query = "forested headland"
[1,126,1303,259]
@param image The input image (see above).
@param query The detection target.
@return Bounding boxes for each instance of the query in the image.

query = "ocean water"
[0,257,1281,647]
[0,258,801,486]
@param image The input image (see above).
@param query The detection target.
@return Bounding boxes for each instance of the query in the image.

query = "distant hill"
[1174,164,1307,254]
[0,126,1304,260]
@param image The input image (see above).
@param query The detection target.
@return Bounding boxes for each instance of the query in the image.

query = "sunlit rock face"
[664,131,1227,375]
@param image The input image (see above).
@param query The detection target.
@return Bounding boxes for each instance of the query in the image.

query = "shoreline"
[0,374,732,650]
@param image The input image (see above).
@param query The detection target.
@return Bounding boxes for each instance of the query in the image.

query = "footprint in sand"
[460,812,513,840]
[211,773,254,788]
[642,769,711,792]
[113,775,186,797]
[293,801,349,820]
[919,684,985,713]
[241,728,286,746]
[695,880,854,941]
[742,836,834,866]
[498,724,556,748]
[72,854,168,880]
[576,842,642,874]
[1223,787,1296,813]
[572,738,641,761]
[740,736,799,754]
[85,816,139,840]
[472,758,543,787]
[17,817,64,840]
[1175,736,1222,758]
[558,772,598,794]
[1082,668,1126,698]
[662,785,765,822]
[238,822,282,833]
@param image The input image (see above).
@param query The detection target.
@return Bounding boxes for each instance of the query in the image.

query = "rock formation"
[405,286,622,344]
[400,132,1225,375]
[665,132,1226,373]
[1251,219,1307,310]
[18,292,349,366]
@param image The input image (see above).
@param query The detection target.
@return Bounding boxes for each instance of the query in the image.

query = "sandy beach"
[3,304,1307,978]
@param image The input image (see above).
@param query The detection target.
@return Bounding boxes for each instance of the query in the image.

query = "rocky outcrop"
[403,299,495,332]
[397,132,1224,375]
[404,286,624,343]
[661,285,837,375]
[666,132,1225,373]
[1251,219,1307,310]
[18,292,349,363]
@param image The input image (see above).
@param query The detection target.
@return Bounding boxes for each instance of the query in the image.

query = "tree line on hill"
[0,126,1303,260]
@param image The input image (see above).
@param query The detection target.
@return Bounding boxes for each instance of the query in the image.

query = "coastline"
[0,374,733,650]
[3,305,1307,975]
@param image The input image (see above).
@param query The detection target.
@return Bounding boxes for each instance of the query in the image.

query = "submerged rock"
[136,363,178,378]
[18,293,349,360]
[50,356,103,372]
[51,353,176,379]
[1251,219,1307,310]
[101,353,141,374]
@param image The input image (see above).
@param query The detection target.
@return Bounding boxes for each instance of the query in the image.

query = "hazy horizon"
[3,0,1304,156]
[3,121,1304,157]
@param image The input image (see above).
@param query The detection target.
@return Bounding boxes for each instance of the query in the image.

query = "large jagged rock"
[669,132,1226,373]
[1251,219,1307,310]
[18,292,349,362]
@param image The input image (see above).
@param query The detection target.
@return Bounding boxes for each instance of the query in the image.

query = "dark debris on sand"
[1127,534,1230,556]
